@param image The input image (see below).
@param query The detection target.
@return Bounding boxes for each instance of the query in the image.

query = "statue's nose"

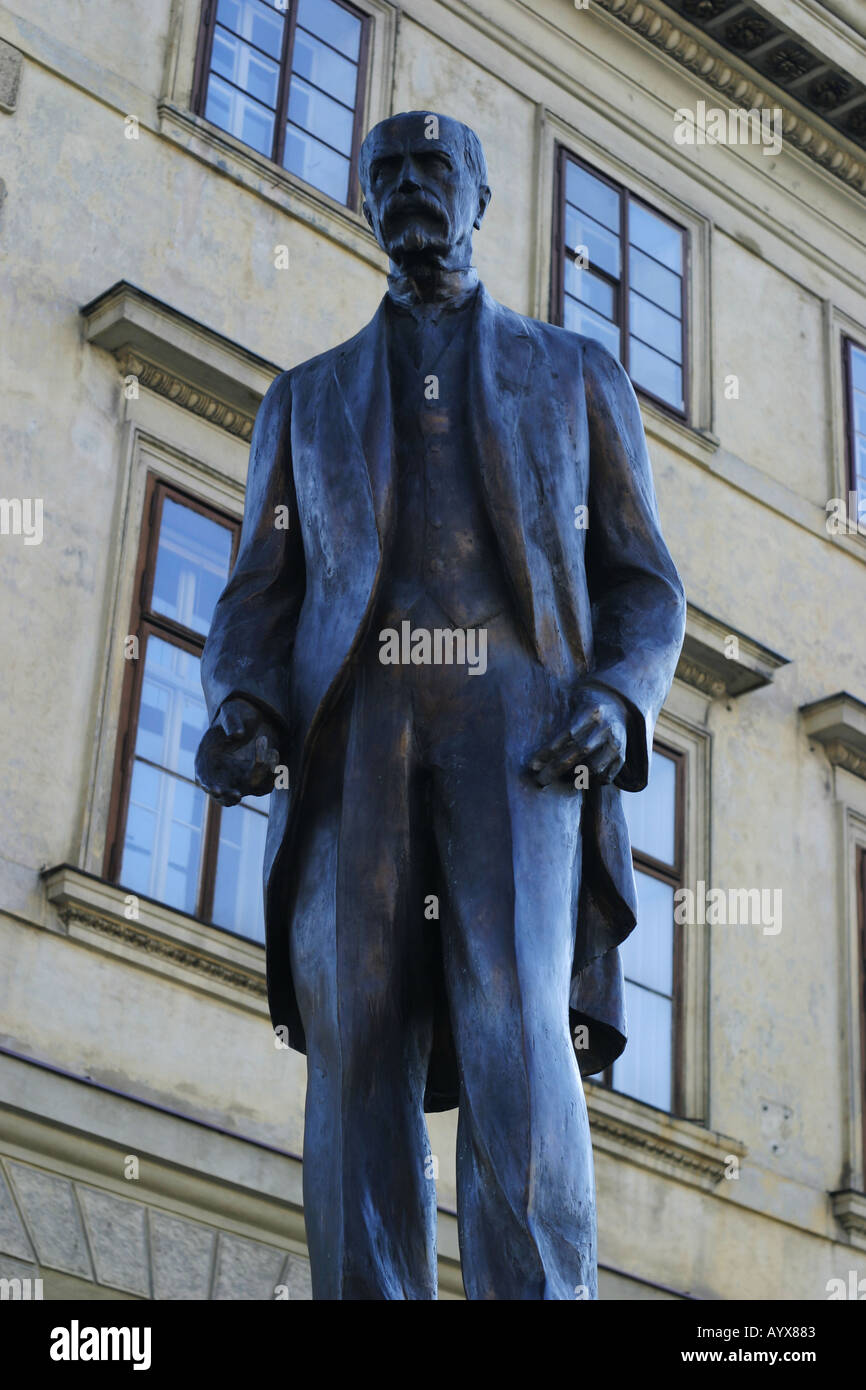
[397,158,421,192]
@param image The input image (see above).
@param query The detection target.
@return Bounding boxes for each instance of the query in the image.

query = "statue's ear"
[473,185,492,230]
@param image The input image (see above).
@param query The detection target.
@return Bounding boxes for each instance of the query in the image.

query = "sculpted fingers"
[582,737,625,784]
[219,702,248,740]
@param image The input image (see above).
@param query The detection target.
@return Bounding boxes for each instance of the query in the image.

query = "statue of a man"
[195,112,685,1300]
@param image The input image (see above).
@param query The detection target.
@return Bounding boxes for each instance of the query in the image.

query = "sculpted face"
[361,113,491,272]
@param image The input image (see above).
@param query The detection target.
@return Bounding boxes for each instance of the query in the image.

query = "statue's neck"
[387,263,478,310]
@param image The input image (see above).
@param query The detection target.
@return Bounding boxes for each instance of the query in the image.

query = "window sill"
[586,1082,746,1192]
[640,397,719,467]
[41,865,267,1014]
[157,102,387,275]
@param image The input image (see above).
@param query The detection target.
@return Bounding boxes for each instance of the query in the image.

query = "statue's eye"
[371,156,401,181]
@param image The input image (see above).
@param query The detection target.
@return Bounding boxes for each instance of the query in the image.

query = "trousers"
[287,607,597,1299]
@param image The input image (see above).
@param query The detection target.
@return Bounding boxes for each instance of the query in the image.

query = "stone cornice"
[593,0,866,195]
[81,281,282,442]
[676,603,790,700]
[587,1082,747,1190]
[800,691,866,781]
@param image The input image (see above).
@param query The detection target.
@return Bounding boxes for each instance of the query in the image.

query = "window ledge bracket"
[81,280,283,442]
[801,691,866,782]
[676,603,791,702]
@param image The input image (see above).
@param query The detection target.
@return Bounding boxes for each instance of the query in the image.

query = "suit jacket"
[200,283,687,1109]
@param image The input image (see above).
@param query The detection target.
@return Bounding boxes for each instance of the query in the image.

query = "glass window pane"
[212,800,270,943]
[297,0,361,60]
[629,290,682,365]
[135,637,208,782]
[611,982,672,1111]
[849,344,866,394]
[288,76,354,155]
[565,262,615,320]
[293,28,358,107]
[852,387,866,439]
[151,498,233,636]
[284,123,350,201]
[629,245,681,317]
[628,200,683,274]
[622,750,677,863]
[620,872,674,995]
[216,0,284,58]
[565,205,620,279]
[120,761,206,916]
[211,28,280,108]
[564,297,621,359]
[205,73,275,156]
[629,336,684,410]
[565,162,620,234]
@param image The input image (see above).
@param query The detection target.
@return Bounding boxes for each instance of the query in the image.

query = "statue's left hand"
[529,685,628,788]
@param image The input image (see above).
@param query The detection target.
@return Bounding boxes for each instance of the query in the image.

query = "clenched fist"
[529,685,628,789]
[195,697,282,806]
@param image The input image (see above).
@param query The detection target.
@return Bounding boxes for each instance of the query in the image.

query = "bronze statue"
[195,112,685,1300]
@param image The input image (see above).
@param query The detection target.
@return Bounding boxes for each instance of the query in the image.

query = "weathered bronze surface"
[195,112,686,1300]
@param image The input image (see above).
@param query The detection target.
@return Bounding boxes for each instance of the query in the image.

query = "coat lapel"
[469,285,539,658]
[331,286,539,656]
[332,296,393,550]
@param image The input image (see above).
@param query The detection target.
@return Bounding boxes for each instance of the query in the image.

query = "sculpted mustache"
[383,195,447,227]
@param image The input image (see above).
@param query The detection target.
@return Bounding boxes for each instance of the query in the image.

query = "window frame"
[103,474,243,924]
[192,0,372,210]
[597,740,687,1116]
[843,335,866,506]
[551,144,690,423]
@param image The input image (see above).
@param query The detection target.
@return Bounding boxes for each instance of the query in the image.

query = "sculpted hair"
[359,113,489,195]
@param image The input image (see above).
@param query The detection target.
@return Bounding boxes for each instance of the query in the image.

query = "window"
[597,745,685,1112]
[193,0,370,206]
[105,478,269,944]
[844,338,866,516]
[552,148,688,416]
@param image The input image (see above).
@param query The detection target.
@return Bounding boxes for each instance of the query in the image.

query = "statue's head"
[360,112,491,272]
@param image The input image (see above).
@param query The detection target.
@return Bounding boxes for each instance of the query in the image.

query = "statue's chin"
[386,223,450,268]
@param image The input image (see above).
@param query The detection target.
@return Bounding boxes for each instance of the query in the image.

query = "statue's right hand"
[195,697,281,807]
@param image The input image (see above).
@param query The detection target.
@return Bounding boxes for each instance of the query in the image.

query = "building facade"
[1,0,865,1299]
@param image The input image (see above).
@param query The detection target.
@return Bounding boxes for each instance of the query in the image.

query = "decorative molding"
[676,603,790,700]
[801,691,866,781]
[587,1083,747,1190]
[676,657,727,700]
[830,1189,866,1249]
[61,908,266,999]
[593,0,866,195]
[41,865,268,1011]
[117,350,255,441]
[81,281,281,441]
